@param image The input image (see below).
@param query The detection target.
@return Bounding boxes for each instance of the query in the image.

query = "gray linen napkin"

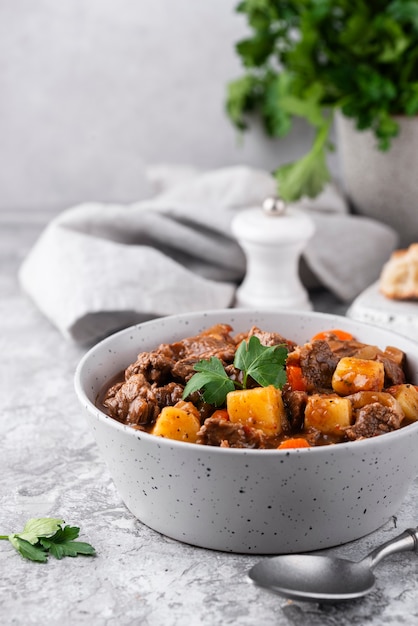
[19,166,398,344]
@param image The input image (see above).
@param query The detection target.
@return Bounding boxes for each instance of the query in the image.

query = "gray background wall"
[0,0,316,213]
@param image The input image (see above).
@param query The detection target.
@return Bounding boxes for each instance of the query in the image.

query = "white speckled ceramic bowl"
[74,310,418,554]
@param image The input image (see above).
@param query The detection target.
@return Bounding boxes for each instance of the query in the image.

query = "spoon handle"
[365,527,418,570]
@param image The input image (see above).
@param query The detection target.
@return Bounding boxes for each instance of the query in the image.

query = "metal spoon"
[249,527,418,603]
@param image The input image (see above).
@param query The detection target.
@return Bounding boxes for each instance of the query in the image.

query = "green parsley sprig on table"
[182,335,287,407]
[0,517,96,563]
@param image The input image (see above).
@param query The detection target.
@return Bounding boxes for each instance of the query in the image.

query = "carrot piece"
[210,409,230,421]
[278,438,310,449]
[286,364,307,392]
[311,329,354,342]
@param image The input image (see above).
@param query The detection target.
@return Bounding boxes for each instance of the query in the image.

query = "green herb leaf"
[1,518,95,563]
[226,1,418,201]
[182,336,288,407]
[261,74,293,137]
[8,536,48,562]
[275,120,332,201]
[40,526,96,559]
[15,517,64,545]
[234,336,288,389]
[182,357,236,406]
[236,33,277,68]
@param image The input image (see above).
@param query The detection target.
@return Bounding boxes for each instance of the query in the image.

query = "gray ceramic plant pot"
[336,112,418,247]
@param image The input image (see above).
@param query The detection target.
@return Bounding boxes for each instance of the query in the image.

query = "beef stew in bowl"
[75,309,418,554]
[99,323,417,449]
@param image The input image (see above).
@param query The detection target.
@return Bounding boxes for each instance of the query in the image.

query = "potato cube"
[226,385,285,436]
[152,405,200,443]
[349,390,402,413]
[170,400,200,420]
[390,384,418,421]
[332,357,384,396]
[305,394,352,436]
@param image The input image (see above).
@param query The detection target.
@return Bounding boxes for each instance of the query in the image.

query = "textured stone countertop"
[1,213,417,626]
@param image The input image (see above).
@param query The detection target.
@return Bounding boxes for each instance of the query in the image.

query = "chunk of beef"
[302,427,323,446]
[196,416,268,448]
[171,323,236,362]
[185,391,214,422]
[345,402,402,440]
[237,326,296,351]
[129,323,237,385]
[170,325,237,382]
[383,346,405,366]
[322,336,369,358]
[171,358,201,382]
[125,351,174,384]
[103,374,184,427]
[377,355,406,386]
[103,373,160,426]
[154,382,184,410]
[299,340,340,392]
[282,385,308,431]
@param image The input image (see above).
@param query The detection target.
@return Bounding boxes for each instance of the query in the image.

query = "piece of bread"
[379,243,418,300]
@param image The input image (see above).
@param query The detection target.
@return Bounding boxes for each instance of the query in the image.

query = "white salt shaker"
[231,197,315,310]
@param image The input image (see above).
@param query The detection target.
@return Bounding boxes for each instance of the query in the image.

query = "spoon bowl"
[249,528,418,603]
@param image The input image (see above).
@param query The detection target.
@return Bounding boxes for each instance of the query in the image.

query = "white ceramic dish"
[347,280,418,342]
[74,309,418,554]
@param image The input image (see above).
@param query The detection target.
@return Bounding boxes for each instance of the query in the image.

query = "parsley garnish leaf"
[182,336,288,407]
[9,537,48,562]
[15,517,64,544]
[0,517,96,562]
[234,336,288,389]
[182,357,236,406]
[39,526,96,559]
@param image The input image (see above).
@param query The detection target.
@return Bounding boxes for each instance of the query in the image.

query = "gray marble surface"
[1,213,417,626]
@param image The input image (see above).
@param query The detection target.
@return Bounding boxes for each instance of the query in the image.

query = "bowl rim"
[74,308,418,456]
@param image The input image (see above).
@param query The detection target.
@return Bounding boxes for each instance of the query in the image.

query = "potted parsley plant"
[226,0,418,245]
